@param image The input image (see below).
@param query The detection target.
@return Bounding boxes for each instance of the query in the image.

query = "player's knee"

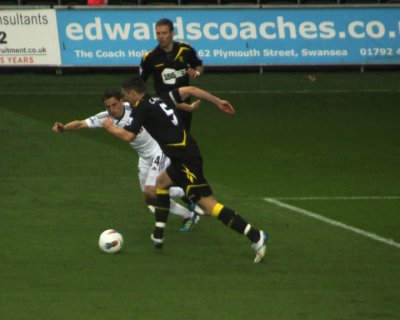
[143,187,157,204]
[196,203,211,216]
[196,196,218,216]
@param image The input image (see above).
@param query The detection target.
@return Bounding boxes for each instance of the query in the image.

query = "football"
[98,229,124,253]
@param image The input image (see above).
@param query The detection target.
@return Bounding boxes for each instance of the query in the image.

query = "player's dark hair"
[121,76,147,95]
[155,18,174,32]
[102,89,122,102]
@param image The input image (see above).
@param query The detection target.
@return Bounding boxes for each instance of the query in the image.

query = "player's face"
[156,25,174,51]
[104,97,124,118]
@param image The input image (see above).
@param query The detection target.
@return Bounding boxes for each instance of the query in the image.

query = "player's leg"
[196,195,260,241]
[172,184,203,232]
[158,156,268,262]
[163,156,202,216]
[169,186,184,198]
[196,195,268,263]
[146,154,197,222]
[162,157,202,233]
[151,170,174,248]
[173,156,268,263]
[145,184,191,219]
[137,157,155,205]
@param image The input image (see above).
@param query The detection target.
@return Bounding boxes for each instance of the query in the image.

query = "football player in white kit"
[52,89,201,232]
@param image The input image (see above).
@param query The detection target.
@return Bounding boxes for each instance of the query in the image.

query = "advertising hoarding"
[56,7,400,66]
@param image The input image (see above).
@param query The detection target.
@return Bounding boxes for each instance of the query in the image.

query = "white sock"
[169,199,190,219]
[169,187,185,198]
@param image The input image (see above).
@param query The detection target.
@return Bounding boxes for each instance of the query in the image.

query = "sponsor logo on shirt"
[161,68,186,85]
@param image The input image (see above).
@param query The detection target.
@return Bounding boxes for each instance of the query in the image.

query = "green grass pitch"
[0,71,399,319]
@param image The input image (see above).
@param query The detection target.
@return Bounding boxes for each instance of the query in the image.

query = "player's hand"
[102,117,114,131]
[190,99,202,111]
[218,100,235,114]
[187,68,201,79]
[52,122,64,133]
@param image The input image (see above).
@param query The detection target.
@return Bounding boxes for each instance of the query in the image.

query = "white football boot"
[252,230,268,263]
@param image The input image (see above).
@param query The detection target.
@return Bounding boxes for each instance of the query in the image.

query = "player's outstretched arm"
[52,120,88,133]
[102,117,136,143]
[178,86,235,114]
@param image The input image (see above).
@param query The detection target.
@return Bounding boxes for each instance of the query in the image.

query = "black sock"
[212,203,260,243]
[153,189,170,240]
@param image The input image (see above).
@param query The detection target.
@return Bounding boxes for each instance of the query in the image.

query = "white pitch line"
[264,197,400,249]
[272,196,400,201]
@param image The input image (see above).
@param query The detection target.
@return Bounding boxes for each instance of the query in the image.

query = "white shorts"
[138,152,170,191]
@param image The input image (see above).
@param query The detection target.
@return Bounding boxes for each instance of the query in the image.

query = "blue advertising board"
[56,7,400,66]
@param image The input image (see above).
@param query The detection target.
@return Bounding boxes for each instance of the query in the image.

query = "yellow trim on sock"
[154,206,170,211]
[156,188,169,195]
[211,203,224,218]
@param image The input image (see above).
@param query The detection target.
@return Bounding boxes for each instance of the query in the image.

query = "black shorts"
[166,156,213,202]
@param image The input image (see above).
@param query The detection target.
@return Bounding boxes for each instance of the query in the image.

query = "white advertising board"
[0,9,61,66]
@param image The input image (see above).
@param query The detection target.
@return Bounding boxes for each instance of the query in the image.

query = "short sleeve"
[85,112,109,128]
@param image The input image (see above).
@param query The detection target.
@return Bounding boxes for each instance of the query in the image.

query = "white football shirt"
[85,102,161,161]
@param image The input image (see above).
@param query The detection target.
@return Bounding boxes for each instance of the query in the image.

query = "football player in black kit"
[139,18,203,132]
[102,76,268,263]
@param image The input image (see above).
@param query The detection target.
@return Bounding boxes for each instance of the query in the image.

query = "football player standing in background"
[139,18,204,132]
